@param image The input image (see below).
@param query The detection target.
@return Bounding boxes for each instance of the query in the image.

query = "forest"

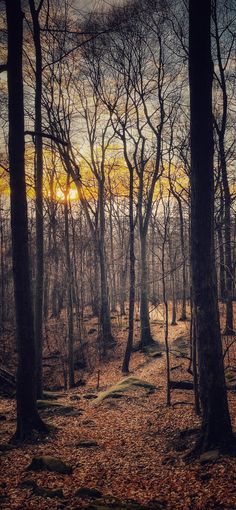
[0,0,236,509]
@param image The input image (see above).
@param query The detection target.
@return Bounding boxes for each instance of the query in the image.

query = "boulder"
[75,487,102,499]
[19,479,64,498]
[94,377,156,404]
[75,439,98,448]
[200,450,219,464]
[26,456,72,474]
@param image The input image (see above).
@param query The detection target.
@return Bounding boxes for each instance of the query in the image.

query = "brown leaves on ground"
[0,304,236,510]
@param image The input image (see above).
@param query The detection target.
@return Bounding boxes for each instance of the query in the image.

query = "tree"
[6,0,47,441]
[212,0,235,334]
[189,0,234,452]
[28,0,45,399]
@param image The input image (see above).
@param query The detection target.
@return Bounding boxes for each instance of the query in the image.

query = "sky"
[75,0,122,13]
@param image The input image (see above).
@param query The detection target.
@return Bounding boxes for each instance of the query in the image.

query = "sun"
[55,187,78,202]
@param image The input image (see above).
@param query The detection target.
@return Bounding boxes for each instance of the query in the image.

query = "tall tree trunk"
[98,181,114,355]
[64,186,74,388]
[178,198,187,320]
[108,177,116,312]
[29,0,44,398]
[122,167,135,373]
[189,0,233,452]
[6,0,47,441]
[212,0,234,334]
[91,244,100,316]
[139,231,154,348]
[217,222,226,301]
[0,204,5,333]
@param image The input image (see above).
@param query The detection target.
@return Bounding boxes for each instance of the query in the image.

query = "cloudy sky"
[75,0,122,13]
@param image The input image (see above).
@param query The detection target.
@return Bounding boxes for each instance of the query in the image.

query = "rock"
[26,456,72,474]
[19,479,38,489]
[37,399,62,409]
[200,450,219,464]
[162,455,177,465]
[43,391,64,400]
[0,443,16,452]
[37,400,75,416]
[19,479,64,498]
[61,408,84,417]
[85,497,165,509]
[169,380,193,390]
[95,377,156,404]
[149,352,162,358]
[82,420,95,427]
[75,440,98,448]
[197,473,212,483]
[75,487,102,499]
[107,392,124,399]
[142,342,162,354]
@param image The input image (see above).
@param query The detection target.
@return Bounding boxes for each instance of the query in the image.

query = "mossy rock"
[43,391,64,400]
[19,479,64,498]
[173,336,189,351]
[225,369,236,382]
[37,400,75,415]
[94,377,156,404]
[149,351,162,359]
[37,399,62,409]
[75,487,102,498]
[142,342,162,354]
[200,450,219,464]
[26,456,72,474]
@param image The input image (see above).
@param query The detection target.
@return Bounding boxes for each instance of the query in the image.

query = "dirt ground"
[0,303,236,510]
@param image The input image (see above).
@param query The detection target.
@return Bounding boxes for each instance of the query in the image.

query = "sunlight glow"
[56,188,78,202]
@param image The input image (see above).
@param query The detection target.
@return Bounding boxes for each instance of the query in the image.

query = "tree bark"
[122,166,135,373]
[98,181,114,355]
[139,232,154,348]
[6,0,47,441]
[189,0,233,452]
[64,185,75,388]
[29,0,44,398]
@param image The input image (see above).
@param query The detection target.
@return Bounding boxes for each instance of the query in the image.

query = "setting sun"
[55,187,78,202]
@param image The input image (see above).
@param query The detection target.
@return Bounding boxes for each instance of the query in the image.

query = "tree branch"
[24,130,68,146]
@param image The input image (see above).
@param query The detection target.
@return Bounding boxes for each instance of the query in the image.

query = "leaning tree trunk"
[189,0,233,452]
[6,0,47,441]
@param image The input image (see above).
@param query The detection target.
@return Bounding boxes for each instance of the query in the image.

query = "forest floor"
[1,304,236,510]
